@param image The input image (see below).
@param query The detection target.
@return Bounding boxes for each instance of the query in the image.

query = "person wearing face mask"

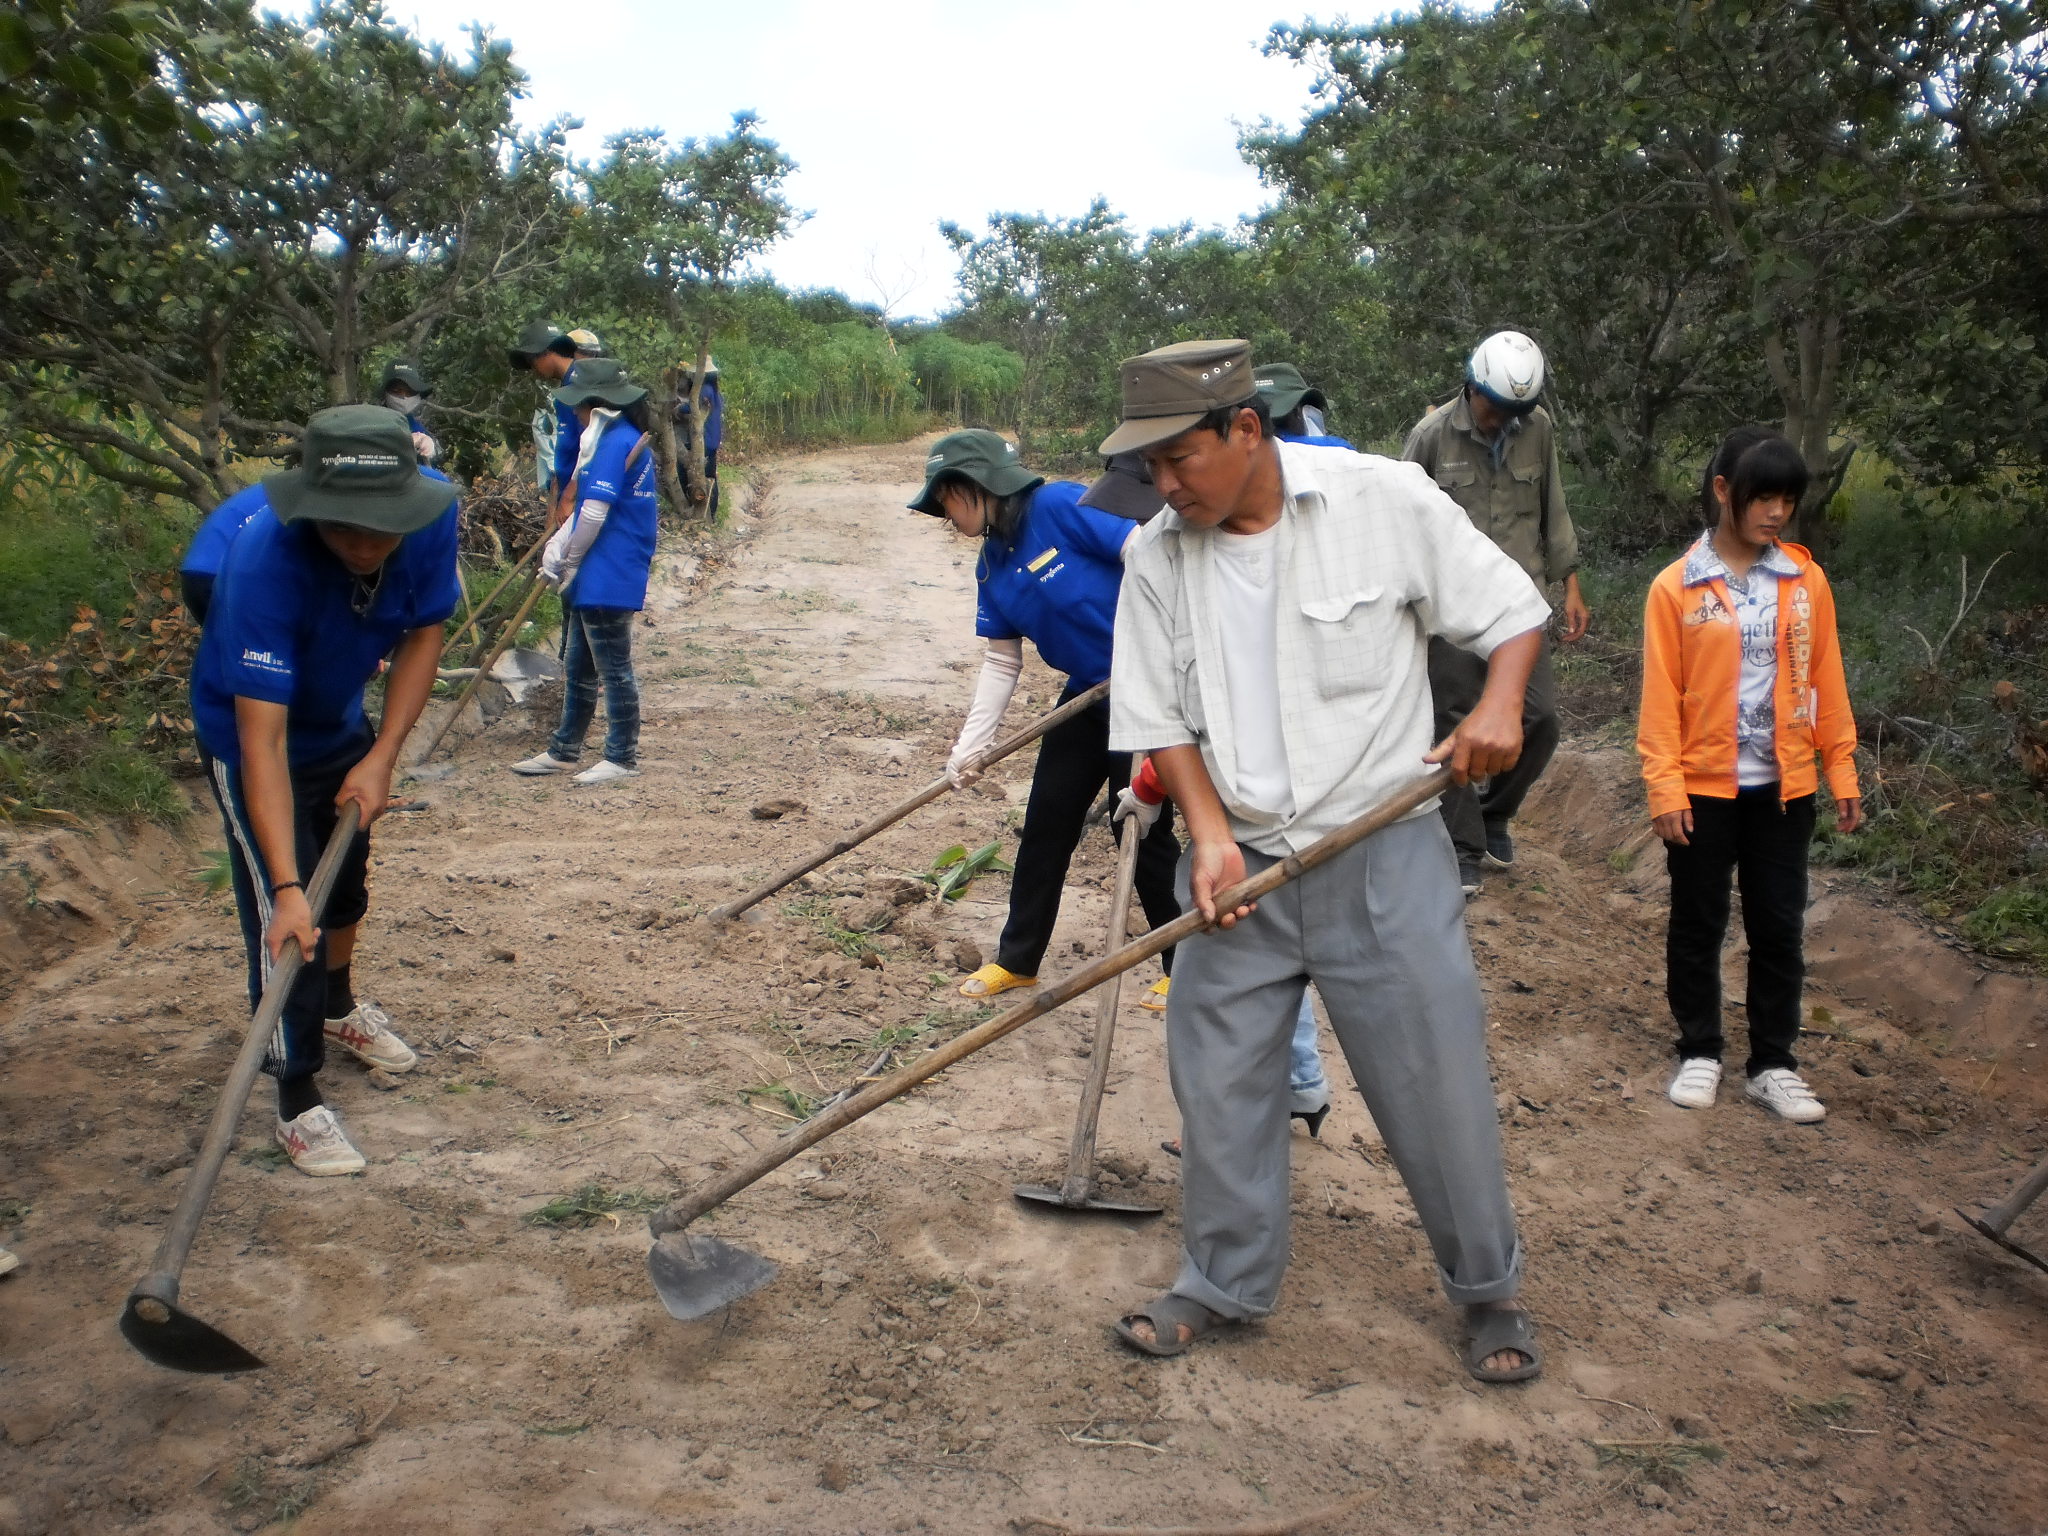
[377,361,438,464]
[189,405,459,1175]
[508,360,659,787]
[908,430,1184,1001]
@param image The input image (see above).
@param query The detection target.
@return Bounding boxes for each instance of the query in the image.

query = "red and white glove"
[1114,756,1166,834]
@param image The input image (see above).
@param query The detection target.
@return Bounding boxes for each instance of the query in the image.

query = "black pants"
[996,687,1182,979]
[1428,634,1559,867]
[202,730,375,1088]
[1665,786,1815,1077]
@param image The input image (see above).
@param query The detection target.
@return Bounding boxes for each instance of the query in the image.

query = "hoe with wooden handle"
[1012,819,1162,1216]
[707,680,1111,923]
[120,803,362,1372]
[647,769,1451,1322]
[1958,1152,2048,1276]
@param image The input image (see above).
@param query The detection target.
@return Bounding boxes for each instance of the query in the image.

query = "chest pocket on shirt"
[1301,587,1394,701]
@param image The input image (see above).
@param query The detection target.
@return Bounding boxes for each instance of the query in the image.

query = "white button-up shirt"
[1109,441,1551,854]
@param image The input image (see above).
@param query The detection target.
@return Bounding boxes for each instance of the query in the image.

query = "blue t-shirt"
[974,481,1132,688]
[191,479,461,768]
[1280,431,1356,449]
[563,418,658,611]
[702,380,723,455]
[180,484,272,581]
[552,397,581,493]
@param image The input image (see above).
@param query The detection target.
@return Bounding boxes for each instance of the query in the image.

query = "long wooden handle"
[130,804,363,1308]
[414,577,549,765]
[1983,1153,2048,1235]
[1061,820,1144,1199]
[707,680,1112,923]
[652,768,1451,1236]
[446,530,546,657]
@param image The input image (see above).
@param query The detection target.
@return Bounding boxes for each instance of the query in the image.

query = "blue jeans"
[1291,993,1329,1112]
[550,606,640,767]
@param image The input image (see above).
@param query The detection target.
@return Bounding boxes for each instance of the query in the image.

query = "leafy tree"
[577,114,798,515]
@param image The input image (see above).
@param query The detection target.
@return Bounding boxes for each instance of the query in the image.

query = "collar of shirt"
[1682,530,1800,590]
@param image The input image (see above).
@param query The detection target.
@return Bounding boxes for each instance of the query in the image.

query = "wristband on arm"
[269,879,302,896]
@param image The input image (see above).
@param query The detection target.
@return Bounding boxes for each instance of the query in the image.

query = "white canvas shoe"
[1747,1068,1826,1123]
[1667,1057,1723,1109]
[276,1105,367,1176]
[510,751,576,775]
[572,760,640,786]
[324,1001,418,1073]
[0,1245,18,1276]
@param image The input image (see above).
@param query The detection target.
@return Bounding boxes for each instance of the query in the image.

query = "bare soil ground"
[2,436,2044,1536]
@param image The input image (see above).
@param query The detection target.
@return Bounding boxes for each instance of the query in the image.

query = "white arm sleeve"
[951,638,1024,765]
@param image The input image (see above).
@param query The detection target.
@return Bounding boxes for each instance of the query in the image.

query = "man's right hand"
[1189,838,1255,928]
[265,885,320,965]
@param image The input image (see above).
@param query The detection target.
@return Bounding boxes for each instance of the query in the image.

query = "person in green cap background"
[509,321,605,528]
[189,404,461,1175]
[1103,337,1549,1382]
[376,360,438,464]
[510,359,659,786]
[909,429,1183,999]
[1255,363,1354,449]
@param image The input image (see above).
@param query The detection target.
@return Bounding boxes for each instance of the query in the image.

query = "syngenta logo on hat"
[926,454,945,470]
[322,452,402,471]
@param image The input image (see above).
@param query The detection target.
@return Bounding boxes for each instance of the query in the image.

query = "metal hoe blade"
[647,1232,779,1322]
[119,1292,265,1375]
[1012,1181,1163,1216]
[1958,1210,2048,1276]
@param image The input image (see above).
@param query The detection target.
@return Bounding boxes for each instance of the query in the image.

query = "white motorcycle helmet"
[1466,330,1546,414]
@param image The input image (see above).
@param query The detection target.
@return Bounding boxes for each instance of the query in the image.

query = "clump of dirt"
[0,437,2042,1536]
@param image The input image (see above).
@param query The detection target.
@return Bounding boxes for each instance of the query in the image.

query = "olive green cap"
[907,430,1042,515]
[262,406,457,533]
[1099,339,1256,455]
[1254,362,1326,420]
[508,320,574,370]
[552,358,647,409]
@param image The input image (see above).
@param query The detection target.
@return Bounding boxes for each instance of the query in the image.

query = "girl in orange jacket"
[1637,427,1862,1123]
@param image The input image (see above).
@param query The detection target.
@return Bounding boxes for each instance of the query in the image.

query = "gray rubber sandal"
[1113,1294,1227,1358]
[1463,1307,1542,1384]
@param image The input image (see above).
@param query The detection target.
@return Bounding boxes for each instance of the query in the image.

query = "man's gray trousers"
[1165,813,1521,1319]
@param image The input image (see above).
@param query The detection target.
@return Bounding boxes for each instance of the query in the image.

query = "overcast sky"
[389,1,1398,319]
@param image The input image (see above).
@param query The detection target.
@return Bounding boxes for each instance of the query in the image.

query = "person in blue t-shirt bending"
[376,360,439,465]
[189,406,461,1177]
[509,360,659,788]
[508,322,606,529]
[674,357,724,520]
[1255,362,1356,450]
[908,430,1183,999]
[179,484,272,624]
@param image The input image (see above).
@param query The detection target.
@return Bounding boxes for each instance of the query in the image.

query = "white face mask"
[387,391,422,413]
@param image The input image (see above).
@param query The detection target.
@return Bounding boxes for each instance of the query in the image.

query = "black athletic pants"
[1664,785,1815,1077]
[995,686,1182,979]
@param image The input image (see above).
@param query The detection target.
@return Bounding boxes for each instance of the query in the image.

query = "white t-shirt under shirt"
[1211,522,1295,817]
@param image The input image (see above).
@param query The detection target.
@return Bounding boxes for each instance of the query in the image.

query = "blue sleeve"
[973,547,1021,641]
[554,399,580,489]
[1040,482,1135,567]
[399,499,461,630]
[214,530,303,706]
[704,384,723,452]
[181,486,267,579]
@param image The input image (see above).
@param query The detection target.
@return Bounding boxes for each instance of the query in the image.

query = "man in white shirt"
[1104,339,1551,1383]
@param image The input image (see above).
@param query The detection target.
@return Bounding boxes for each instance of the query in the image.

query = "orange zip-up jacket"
[1637,538,1860,819]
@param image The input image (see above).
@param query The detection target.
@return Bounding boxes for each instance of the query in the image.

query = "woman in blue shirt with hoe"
[909,430,1183,999]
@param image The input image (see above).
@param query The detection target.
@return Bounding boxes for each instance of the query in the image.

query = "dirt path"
[1,436,2044,1536]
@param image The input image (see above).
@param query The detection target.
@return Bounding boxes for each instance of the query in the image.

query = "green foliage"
[525,1183,665,1228]
[921,840,1012,902]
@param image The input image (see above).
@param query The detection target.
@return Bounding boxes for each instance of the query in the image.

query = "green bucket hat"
[552,358,647,410]
[1253,363,1326,420]
[907,430,1042,515]
[263,405,458,533]
[508,320,574,370]
[379,360,431,398]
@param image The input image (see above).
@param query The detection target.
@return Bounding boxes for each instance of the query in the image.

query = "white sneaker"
[510,751,576,775]
[572,760,640,786]
[276,1105,367,1176]
[324,1001,418,1072]
[1668,1057,1723,1109]
[1747,1067,1826,1123]
[0,1245,18,1276]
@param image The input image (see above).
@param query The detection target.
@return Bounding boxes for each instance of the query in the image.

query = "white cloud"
[388,0,1395,318]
